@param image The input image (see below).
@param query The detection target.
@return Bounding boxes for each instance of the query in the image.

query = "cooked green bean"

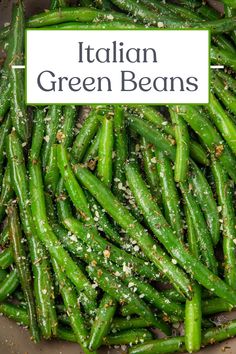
[72,109,101,162]
[0,269,19,302]
[156,151,184,240]
[179,181,217,273]
[42,105,62,168]
[61,105,77,148]
[113,106,128,201]
[184,201,202,353]
[74,163,193,298]
[211,159,236,289]
[0,165,14,224]
[97,114,114,188]
[178,105,236,182]
[211,46,236,71]
[212,73,236,116]
[141,137,161,203]
[87,264,171,336]
[217,70,236,92]
[56,183,161,281]
[103,329,153,345]
[190,160,220,246]
[27,8,134,27]
[89,294,117,350]
[124,162,236,304]
[8,204,40,342]
[169,107,189,182]
[29,159,97,313]
[128,318,236,354]
[44,144,59,194]
[128,114,176,161]
[111,317,153,332]
[7,131,57,339]
[208,93,236,156]
[0,247,14,269]
[52,258,94,354]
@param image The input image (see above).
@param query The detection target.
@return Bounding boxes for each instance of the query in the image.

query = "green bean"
[29,159,97,312]
[42,105,62,168]
[129,318,236,354]
[208,93,236,156]
[129,336,186,354]
[0,165,14,223]
[10,2,30,143]
[140,0,200,21]
[0,247,14,269]
[184,200,202,353]
[156,151,184,240]
[31,109,45,161]
[124,162,236,305]
[52,259,94,354]
[46,21,145,30]
[189,141,209,166]
[87,192,123,246]
[58,327,153,345]
[111,0,236,32]
[140,137,161,203]
[8,204,40,342]
[72,109,101,162]
[130,106,174,137]
[0,114,11,178]
[56,183,160,281]
[53,218,182,321]
[122,276,184,320]
[212,34,236,54]
[104,329,153,346]
[74,163,193,298]
[180,181,218,273]
[0,302,29,325]
[217,70,236,93]
[82,128,101,163]
[0,269,19,302]
[0,5,18,121]
[128,115,176,161]
[97,114,114,188]
[190,161,220,246]
[44,144,59,194]
[89,294,117,350]
[184,206,199,261]
[111,317,153,332]
[179,105,236,183]
[7,131,57,339]
[161,288,185,303]
[211,46,236,71]
[132,105,209,166]
[61,105,77,148]
[87,264,171,336]
[72,238,184,320]
[113,106,128,200]
[202,298,234,315]
[169,107,189,182]
[57,144,94,221]
[27,7,134,27]
[211,159,236,289]
[225,5,236,44]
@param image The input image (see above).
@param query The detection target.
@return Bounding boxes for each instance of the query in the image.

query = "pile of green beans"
[0,0,236,353]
